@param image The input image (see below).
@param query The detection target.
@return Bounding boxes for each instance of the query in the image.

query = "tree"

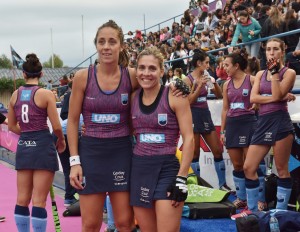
[43,54,63,68]
[0,54,13,68]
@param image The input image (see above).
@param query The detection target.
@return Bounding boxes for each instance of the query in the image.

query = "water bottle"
[206,77,214,89]
[269,215,280,232]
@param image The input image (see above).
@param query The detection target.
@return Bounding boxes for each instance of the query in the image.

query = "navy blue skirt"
[225,114,257,148]
[130,154,179,208]
[16,130,58,172]
[191,107,215,134]
[251,111,294,145]
[78,135,133,194]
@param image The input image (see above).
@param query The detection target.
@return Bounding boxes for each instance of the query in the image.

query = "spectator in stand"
[260,5,288,69]
[60,74,69,86]
[162,27,172,45]
[245,57,260,76]
[46,80,53,90]
[230,10,261,58]
[210,9,225,30]
[165,68,175,86]
[174,68,186,80]
[0,112,7,222]
[285,9,300,53]
[286,42,300,74]
[172,41,188,74]
[257,5,271,27]
[69,72,75,81]
[215,57,228,91]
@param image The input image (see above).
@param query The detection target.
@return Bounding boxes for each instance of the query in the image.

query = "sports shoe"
[220,184,236,194]
[0,216,5,222]
[233,198,247,209]
[231,208,252,220]
[64,198,78,207]
[258,201,268,211]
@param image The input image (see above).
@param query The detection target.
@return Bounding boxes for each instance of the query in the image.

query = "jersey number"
[21,104,29,123]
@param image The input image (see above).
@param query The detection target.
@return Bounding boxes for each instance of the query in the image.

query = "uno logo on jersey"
[140,134,165,143]
[197,97,207,102]
[230,102,245,109]
[242,89,249,96]
[20,90,32,101]
[91,114,120,123]
[158,114,167,126]
[121,93,128,105]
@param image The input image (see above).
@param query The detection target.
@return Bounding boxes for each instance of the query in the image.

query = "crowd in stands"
[123,0,300,87]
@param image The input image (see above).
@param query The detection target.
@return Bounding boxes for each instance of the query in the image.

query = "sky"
[0,0,189,68]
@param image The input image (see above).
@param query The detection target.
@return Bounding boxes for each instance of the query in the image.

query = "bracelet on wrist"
[220,131,225,135]
[69,155,81,166]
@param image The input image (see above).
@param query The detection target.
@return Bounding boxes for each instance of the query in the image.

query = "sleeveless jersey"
[14,85,48,132]
[259,67,289,115]
[187,74,208,109]
[131,86,179,156]
[82,65,132,138]
[227,74,255,117]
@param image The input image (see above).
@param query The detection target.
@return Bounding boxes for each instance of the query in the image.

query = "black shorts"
[16,130,58,172]
[251,111,294,145]
[225,114,257,148]
[78,135,133,194]
[130,154,179,208]
[191,107,215,134]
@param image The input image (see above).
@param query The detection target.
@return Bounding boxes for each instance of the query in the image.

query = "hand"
[220,134,225,145]
[267,58,280,75]
[172,79,191,96]
[56,138,66,154]
[70,165,85,190]
[167,176,188,207]
[248,30,254,36]
[81,123,86,135]
[284,93,296,102]
[249,103,259,111]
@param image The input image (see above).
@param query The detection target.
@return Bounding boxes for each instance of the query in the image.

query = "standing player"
[68,20,137,232]
[221,48,264,210]
[184,49,233,192]
[232,38,296,219]
[130,47,194,232]
[8,53,65,231]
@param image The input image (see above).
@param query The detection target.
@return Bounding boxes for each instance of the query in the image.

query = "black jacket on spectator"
[261,18,288,45]
[60,91,71,120]
[286,19,300,53]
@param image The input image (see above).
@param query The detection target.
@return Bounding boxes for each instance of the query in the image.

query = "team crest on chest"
[121,93,128,105]
[158,114,167,126]
[242,89,249,96]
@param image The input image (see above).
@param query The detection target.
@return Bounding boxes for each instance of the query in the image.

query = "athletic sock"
[233,170,246,201]
[245,178,259,211]
[276,177,293,210]
[191,160,200,176]
[31,206,47,232]
[14,205,30,232]
[106,196,116,229]
[214,158,226,187]
[259,159,266,176]
[257,168,266,203]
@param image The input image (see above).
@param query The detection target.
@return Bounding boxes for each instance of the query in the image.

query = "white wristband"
[69,155,81,166]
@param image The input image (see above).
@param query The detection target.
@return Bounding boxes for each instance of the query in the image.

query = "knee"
[243,163,256,178]
[82,222,101,232]
[115,220,133,232]
[276,165,289,178]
